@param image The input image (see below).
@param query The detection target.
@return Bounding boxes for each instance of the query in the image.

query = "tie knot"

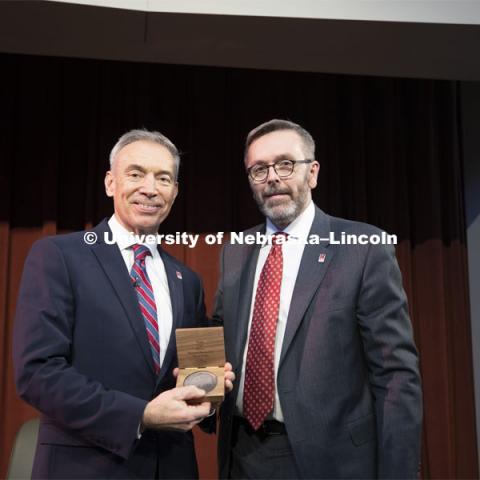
[132,244,151,263]
[272,231,288,245]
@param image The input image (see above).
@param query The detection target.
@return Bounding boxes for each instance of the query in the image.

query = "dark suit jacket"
[13,219,209,479]
[214,207,422,479]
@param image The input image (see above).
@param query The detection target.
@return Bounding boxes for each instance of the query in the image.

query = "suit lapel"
[90,220,156,375]
[157,249,184,382]
[279,208,335,366]
[233,241,262,368]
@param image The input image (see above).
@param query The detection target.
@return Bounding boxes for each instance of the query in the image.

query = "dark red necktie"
[243,233,285,430]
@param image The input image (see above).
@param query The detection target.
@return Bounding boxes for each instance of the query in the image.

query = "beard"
[253,179,311,229]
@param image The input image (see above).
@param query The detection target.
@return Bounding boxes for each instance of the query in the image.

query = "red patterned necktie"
[243,232,285,430]
[130,244,160,374]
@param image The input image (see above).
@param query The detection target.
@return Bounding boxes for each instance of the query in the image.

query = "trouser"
[229,417,300,479]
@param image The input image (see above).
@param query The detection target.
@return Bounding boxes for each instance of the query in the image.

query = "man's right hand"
[141,386,211,432]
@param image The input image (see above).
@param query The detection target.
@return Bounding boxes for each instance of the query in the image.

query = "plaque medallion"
[184,371,218,393]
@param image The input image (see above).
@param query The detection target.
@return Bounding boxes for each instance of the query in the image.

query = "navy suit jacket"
[214,207,422,479]
[13,219,208,479]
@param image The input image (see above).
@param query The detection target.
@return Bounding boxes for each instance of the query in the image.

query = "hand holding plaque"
[175,327,226,403]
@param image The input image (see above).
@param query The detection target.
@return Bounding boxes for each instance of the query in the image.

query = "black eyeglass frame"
[247,159,314,183]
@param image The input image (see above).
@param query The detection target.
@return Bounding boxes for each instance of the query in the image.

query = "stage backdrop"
[0,52,477,478]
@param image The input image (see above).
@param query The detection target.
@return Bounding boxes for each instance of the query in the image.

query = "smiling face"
[245,129,319,229]
[104,140,178,234]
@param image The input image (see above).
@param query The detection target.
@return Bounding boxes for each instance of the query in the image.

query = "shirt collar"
[107,215,158,257]
[265,200,315,242]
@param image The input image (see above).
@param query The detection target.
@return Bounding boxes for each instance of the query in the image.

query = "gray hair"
[109,128,180,179]
[245,119,316,160]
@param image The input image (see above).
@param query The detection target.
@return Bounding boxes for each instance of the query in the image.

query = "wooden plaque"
[175,327,225,403]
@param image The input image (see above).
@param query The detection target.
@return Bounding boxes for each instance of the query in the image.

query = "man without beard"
[13,129,234,479]
[213,119,422,479]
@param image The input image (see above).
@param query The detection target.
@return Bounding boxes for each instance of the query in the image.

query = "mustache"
[263,185,291,197]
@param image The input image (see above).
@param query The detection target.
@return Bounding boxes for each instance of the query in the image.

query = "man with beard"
[13,129,234,479]
[213,119,422,479]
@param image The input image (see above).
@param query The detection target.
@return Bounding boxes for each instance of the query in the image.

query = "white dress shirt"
[108,215,173,367]
[236,201,315,421]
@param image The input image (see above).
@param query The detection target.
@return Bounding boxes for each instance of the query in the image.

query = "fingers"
[225,372,235,392]
[173,367,179,378]
[143,387,211,430]
[166,398,210,424]
[179,401,211,423]
[175,385,206,401]
[224,363,235,392]
[174,387,211,420]
[193,401,212,417]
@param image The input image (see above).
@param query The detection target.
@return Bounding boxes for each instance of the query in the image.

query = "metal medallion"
[184,371,218,393]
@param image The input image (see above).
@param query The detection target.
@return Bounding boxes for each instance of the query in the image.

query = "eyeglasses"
[247,159,313,183]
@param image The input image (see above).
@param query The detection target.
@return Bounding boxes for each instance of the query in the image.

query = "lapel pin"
[176,270,183,280]
[318,253,326,263]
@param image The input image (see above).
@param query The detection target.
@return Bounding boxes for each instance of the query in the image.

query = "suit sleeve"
[13,238,147,459]
[356,241,422,479]
[194,272,209,328]
[210,244,225,327]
